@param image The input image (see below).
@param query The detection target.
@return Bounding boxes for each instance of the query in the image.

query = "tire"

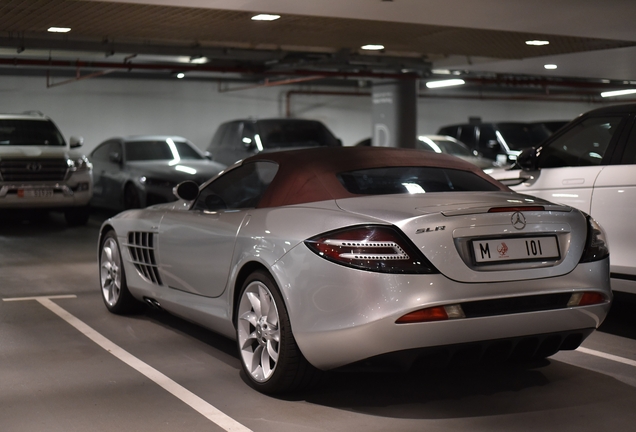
[236,270,321,394]
[64,206,90,226]
[123,184,141,209]
[99,230,141,314]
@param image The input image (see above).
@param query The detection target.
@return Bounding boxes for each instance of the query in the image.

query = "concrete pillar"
[371,78,417,148]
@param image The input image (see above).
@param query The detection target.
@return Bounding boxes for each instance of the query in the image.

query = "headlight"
[139,176,176,188]
[68,155,92,172]
[579,215,609,263]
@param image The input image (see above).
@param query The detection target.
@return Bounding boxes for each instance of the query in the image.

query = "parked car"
[98,146,610,394]
[207,118,341,166]
[417,135,499,169]
[488,103,636,294]
[438,121,552,164]
[355,135,498,169]
[90,136,225,211]
[532,120,570,135]
[0,112,92,225]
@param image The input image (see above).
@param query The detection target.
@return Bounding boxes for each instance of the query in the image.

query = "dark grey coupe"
[90,136,226,210]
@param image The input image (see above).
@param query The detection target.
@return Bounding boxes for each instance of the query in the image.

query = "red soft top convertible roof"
[241,146,507,208]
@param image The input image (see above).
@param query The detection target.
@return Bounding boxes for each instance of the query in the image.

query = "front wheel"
[236,270,321,394]
[99,230,141,314]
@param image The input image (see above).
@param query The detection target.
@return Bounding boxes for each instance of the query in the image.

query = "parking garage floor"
[1,210,636,432]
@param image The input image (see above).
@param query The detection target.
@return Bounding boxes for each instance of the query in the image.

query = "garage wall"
[0,75,600,152]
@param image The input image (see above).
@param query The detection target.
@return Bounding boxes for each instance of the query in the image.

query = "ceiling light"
[251,14,280,21]
[361,44,385,51]
[526,40,549,46]
[544,64,558,70]
[189,56,209,64]
[176,73,185,79]
[47,27,71,33]
[425,79,465,89]
[601,89,636,98]
[431,69,451,75]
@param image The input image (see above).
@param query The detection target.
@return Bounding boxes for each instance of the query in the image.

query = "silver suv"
[0,112,92,225]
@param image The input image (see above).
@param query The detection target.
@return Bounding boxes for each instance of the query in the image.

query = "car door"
[90,139,124,209]
[157,160,279,297]
[509,115,628,213]
[589,117,636,288]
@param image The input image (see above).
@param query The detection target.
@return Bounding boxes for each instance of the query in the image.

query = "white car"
[99,146,610,394]
[0,112,92,225]
[489,103,636,294]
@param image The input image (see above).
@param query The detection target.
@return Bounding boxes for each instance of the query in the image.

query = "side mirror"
[204,151,213,160]
[516,147,539,170]
[109,152,122,164]
[174,181,199,201]
[69,136,84,148]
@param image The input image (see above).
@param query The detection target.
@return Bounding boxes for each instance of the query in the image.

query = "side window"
[91,142,112,161]
[538,116,626,168]
[622,120,636,164]
[209,123,229,149]
[192,161,279,211]
[92,140,122,163]
[477,126,497,152]
[241,122,256,149]
[223,122,241,149]
[459,126,477,148]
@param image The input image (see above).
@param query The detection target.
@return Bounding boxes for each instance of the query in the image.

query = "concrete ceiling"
[2,0,635,100]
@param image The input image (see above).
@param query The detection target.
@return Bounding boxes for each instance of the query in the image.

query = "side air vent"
[127,232,162,285]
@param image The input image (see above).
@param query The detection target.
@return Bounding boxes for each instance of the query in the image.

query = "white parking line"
[3,295,252,432]
[577,346,636,368]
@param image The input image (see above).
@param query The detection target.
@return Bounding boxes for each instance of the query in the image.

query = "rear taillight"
[579,215,609,263]
[304,225,438,274]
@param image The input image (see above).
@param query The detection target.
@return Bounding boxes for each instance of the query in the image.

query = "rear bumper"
[273,245,611,370]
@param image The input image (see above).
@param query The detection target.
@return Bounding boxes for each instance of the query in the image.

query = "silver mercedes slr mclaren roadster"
[98,146,611,394]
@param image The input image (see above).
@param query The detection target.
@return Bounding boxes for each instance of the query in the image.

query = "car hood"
[0,145,73,158]
[126,160,225,184]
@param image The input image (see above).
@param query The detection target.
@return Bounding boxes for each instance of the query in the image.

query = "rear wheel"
[99,230,140,314]
[236,270,321,394]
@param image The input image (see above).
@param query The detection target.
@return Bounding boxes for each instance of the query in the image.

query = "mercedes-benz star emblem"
[511,211,527,230]
[26,162,42,172]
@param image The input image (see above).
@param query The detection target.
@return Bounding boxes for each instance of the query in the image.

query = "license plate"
[18,188,54,198]
[472,236,560,264]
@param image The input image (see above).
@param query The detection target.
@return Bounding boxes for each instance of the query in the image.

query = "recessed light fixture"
[47,27,71,33]
[251,14,281,21]
[361,44,385,51]
[544,64,558,70]
[601,89,636,98]
[189,56,209,64]
[526,40,549,46]
[431,69,452,75]
[176,73,185,79]
[425,79,465,89]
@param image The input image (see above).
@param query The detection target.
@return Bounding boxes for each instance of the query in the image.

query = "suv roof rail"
[21,110,45,117]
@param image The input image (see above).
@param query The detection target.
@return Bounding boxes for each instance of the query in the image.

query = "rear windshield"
[125,140,204,161]
[0,119,65,146]
[256,120,338,149]
[337,167,501,195]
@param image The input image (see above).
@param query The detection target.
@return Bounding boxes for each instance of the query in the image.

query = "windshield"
[495,123,551,150]
[125,140,204,161]
[0,119,66,146]
[337,167,501,195]
[418,137,473,156]
[256,120,338,149]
